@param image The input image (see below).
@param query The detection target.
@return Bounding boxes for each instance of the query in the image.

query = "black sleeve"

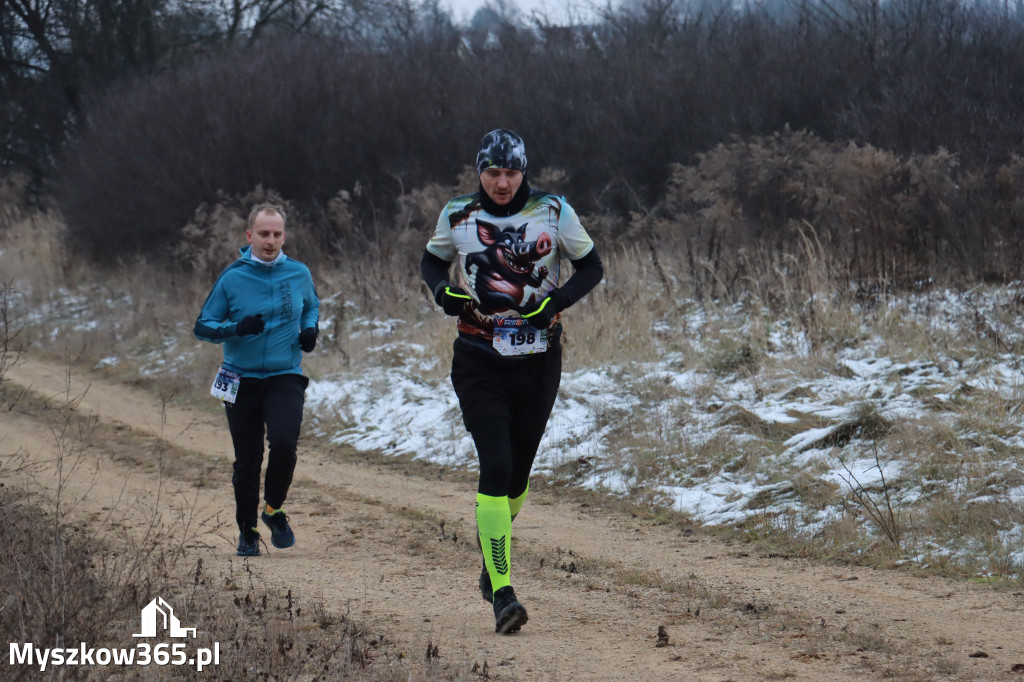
[556,246,604,309]
[420,249,453,300]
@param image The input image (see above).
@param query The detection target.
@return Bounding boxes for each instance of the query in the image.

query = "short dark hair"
[247,204,286,229]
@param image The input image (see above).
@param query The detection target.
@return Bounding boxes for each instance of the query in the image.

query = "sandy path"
[4,354,1024,680]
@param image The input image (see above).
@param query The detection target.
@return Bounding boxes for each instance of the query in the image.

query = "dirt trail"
[4,354,1024,681]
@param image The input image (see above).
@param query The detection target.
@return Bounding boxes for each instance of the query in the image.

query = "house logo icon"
[132,597,197,638]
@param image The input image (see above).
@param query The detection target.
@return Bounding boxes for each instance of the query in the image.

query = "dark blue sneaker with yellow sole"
[237,527,261,556]
[261,510,295,548]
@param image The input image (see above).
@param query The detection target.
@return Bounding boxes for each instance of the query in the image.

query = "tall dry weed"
[561,245,675,369]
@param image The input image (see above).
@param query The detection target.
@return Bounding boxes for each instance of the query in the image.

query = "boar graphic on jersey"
[466,219,552,313]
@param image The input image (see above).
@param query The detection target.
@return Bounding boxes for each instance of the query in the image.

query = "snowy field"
[10,276,1024,577]
[298,288,1024,575]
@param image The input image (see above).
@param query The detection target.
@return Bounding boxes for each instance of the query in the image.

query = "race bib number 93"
[210,366,241,403]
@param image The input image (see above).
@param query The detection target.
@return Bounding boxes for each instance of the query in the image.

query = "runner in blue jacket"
[194,204,319,556]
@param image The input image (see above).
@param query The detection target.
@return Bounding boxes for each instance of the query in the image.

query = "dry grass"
[0,481,438,680]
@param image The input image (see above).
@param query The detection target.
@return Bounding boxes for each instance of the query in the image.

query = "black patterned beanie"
[476,128,527,174]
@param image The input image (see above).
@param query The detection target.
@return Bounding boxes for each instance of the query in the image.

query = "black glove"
[298,327,318,353]
[434,283,472,316]
[236,314,264,337]
[520,291,565,330]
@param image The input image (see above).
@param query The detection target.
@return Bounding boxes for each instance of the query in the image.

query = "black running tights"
[224,373,308,531]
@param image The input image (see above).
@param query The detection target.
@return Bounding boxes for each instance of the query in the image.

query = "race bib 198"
[210,366,241,403]
[492,318,547,356]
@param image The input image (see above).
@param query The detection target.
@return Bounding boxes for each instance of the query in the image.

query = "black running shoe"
[237,527,261,556]
[479,560,493,602]
[492,586,528,634]
[261,509,295,548]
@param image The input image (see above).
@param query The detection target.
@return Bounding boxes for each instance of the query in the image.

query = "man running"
[420,129,604,633]
[194,204,320,556]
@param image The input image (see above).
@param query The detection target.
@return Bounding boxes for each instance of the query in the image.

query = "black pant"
[450,337,562,498]
[224,373,308,532]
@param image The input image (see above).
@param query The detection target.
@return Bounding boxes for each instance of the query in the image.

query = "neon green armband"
[521,297,552,318]
[445,286,472,299]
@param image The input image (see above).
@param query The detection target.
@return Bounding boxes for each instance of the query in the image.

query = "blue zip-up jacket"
[194,246,320,378]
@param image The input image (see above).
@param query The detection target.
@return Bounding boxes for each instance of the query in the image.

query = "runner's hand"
[236,314,264,336]
[435,283,472,316]
[298,327,318,352]
[520,291,565,329]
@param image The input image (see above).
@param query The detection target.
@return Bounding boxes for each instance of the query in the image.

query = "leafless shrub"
[644,130,1014,299]
[838,445,902,551]
[0,281,25,395]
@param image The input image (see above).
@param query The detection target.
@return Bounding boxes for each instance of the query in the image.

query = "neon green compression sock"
[508,482,529,520]
[476,493,512,593]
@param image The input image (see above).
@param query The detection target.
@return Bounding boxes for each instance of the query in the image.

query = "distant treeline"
[6,0,1024,285]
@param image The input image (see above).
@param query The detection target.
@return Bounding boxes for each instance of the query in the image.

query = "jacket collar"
[239,245,287,266]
